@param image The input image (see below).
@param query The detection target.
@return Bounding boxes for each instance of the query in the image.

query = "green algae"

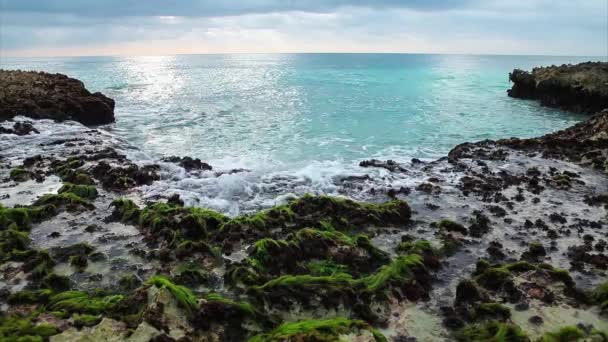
[473,261,573,291]
[306,260,349,276]
[592,281,608,311]
[248,317,387,342]
[455,321,529,342]
[9,167,31,182]
[41,273,72,292]
[222,195,411,234]
[539,326,585,342]
[8,289,53,305]
[0,315,58,341]
[111,199,228,244]
[251,254,426,308]
[203,293,259,319]
[69,254,88,271]
[58,183,98,200]
[396,240,436,255]
[0,204,56,231]
[172,263,209,287]
[22,250,56,280]
[72,314,102,328]
[49,291,124,315]
[33,192,94,211]
[474,303,512,321]
[0,229,30,260]
[146,276,199,316]
[437,219,468,235]
[359,254,423,293]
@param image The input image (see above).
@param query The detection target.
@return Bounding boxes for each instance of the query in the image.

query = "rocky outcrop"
[449,109,608,167]
[0,70,115,125]
[508,62,608,113]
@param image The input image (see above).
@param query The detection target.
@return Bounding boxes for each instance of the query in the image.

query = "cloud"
[1,0,472,17]
[0,0,605,56]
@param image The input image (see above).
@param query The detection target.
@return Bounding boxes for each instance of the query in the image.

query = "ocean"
[1,53,595,214]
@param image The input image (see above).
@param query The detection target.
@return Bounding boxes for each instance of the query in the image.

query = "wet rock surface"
[0,70,115,125]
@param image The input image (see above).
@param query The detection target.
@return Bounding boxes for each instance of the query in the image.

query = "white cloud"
[0,1,605,56]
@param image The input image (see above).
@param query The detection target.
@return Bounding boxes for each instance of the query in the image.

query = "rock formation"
[0,70,115,125]
[508,61,608,113]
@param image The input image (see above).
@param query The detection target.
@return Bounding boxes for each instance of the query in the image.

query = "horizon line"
[1,51,605,60]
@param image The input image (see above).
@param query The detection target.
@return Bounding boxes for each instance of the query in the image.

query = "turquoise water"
[3,54,591,167]
[2,54,597,213]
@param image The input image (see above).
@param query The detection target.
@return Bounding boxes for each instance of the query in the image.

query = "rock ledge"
[0,70,115,125]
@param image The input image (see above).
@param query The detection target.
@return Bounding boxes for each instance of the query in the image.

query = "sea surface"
[1,54,596,214]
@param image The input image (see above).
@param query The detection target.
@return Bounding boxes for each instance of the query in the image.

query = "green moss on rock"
[592,281,608,311]
[9,167,32,182]
[147,276,199,316]
[221,195,411,236]
[58,183,98,200]
[49,291,124,315]
[539,326,586,342]
[0,315,58,341]
[437,219,468,235]
[248,317,387,342]
[34,192,94,211]
[455,321,529,342]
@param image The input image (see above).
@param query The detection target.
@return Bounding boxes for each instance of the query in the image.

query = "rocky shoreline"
[0,63,607,341]
[508,62,608,114]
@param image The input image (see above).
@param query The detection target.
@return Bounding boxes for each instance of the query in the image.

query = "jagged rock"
[142,286,192,340]
[0,121,40,135]
[0,70,115,125]
[49,318,161,342]
[162,156,212,171]
[508,62,608,113]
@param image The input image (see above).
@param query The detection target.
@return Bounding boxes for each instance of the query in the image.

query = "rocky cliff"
[508,61,608,113]
[0,70,115,125]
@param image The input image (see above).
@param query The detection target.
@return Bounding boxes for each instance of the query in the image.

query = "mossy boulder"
[110,199,228,247]
[437,219,468,235]
[34,192,94,211]
[58,183,98,200]
[9,167,32,182]
[455,321,529,342]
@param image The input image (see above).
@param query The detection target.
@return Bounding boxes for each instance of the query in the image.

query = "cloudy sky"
[0,0,605,57]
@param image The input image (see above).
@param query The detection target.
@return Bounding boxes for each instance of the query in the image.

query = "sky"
[0,0,606,57]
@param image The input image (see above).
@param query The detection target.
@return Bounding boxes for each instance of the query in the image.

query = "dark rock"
[162,156,212,171]
[508,62,608,114]
[528,315,544,325]
[0,70,115,125]
[359,159,407,172]
[167,194,184,206]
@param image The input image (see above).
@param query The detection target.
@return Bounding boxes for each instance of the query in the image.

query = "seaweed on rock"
[455,321,529,342]
[593,281,608,312]
[33,192,94,211]
[227,227,390,286]
[146,276,199,316]
[49,290,124,315]
[0,314,58,341]
[58,183,98,200]
[110,199,228,246]
[248,317,387,342]
[221,195,411,239]
[248,254,430,317]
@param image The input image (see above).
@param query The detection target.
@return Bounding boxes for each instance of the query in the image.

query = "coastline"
[0,64,607,341]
